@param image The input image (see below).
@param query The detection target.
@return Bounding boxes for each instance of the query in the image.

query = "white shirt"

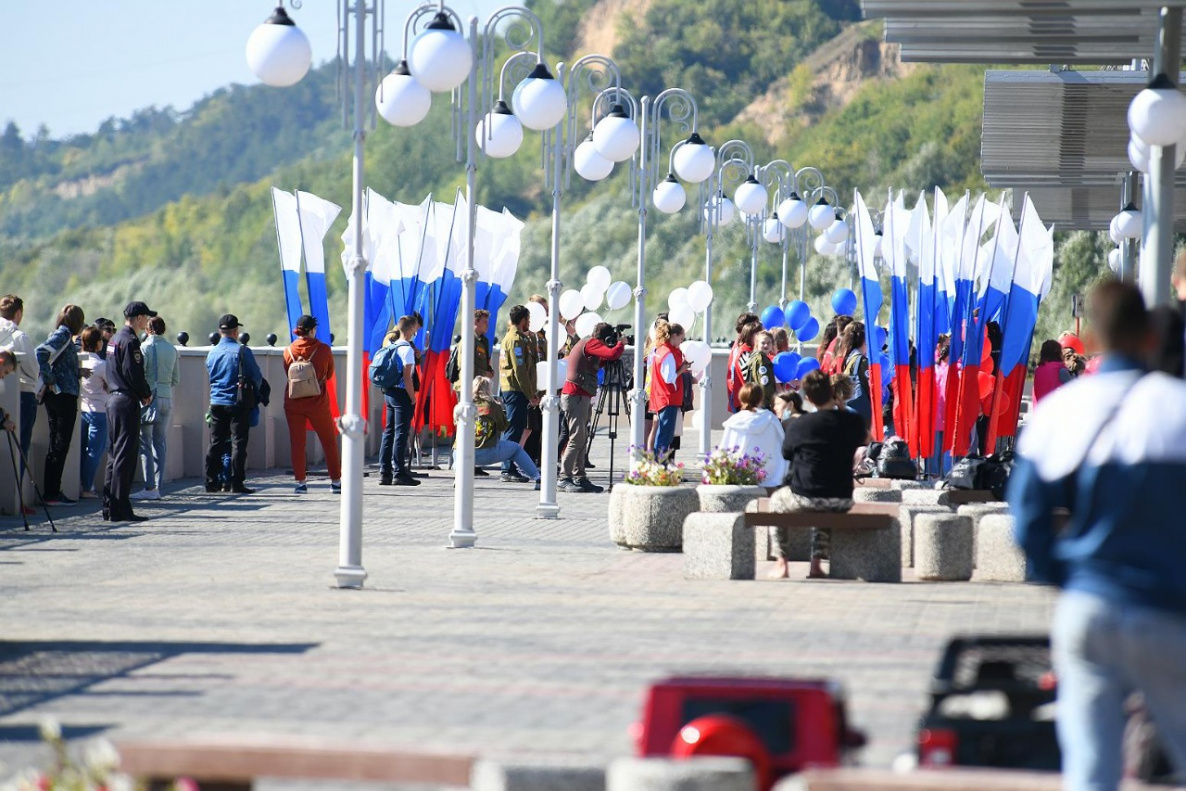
[660,353,678,385]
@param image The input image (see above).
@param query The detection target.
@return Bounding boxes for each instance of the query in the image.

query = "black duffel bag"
[946,451,1014,499]
[876,437,918,480]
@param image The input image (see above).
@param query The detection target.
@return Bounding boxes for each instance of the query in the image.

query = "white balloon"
[575,312,602,339]
[669,304,696,332]
[587,265,612,293]
[580,283,604,312]
[686,280,714,313]
[680,340,711,372]
[559,289,584,321]
[525,301,546,333]
[541,358,569,392]
[606,281,632,311]
[667,287,690,311]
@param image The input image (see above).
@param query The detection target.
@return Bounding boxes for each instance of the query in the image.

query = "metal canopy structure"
[1020,185,1186,230]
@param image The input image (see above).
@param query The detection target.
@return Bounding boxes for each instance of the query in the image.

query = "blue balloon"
[797,316,820,342]
[796,357,821,379]
[879,354,894,383]
[875,325,888,351]
[597,368,605,385]
[760,305,785,330]
[772,351,801,383]
[831,288,857,316]
[785,300,811,331]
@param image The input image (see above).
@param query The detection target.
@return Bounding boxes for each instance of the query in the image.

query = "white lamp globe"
[777,193,808,228]
[1115,203,1143,239]
[246,6,312,88]
[873,231,884,258]
[375,61,432,127]
[763,216,785,244]
[1108,216,1125,245]
[824,215,849,243]
[1108,247,1122,273]
[672,132,715,184]
[733,175,768,215]
[813,234,831,256]
[512,63,568,131]
[1129,139,1151,173]
[409,12,472,93]
[652,174,687,214]
[1128,73,1186,148]
[475,101,523,159]
[808,198,834,230]
[717,196,736,226]
[592,104,640,162]
[573,136,614,181]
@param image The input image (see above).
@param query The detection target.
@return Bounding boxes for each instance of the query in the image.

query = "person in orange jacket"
[282,315,341,495]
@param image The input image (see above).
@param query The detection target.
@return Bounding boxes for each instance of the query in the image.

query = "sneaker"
[585,460,597,469]
[474,467,489,477]
[330,481,342,494]
[43,495,77,506]
[294,482,308,495]
[501,471,530,483]
[575,478,604,494]
[131,489,161,501]
[393,474,421,487]
[230,485,255,495]
[378,474,393,486]
[80,490,99,500]
[205,484,222,493]
[126,514,149,523]
[558,479,581,493]
[533,479,541,491]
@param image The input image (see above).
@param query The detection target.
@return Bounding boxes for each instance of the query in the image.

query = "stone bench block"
[853,487,902,503]
[683,513,754,580]
[890,479,926,491]
[901,488,953,507]
[976,514,1027,582]
[915,514,974,581]
[472,757,606,791]
[829,523,902,583]
[607,757,753,791]
[896,505,955,567]
[957,503,1011,568]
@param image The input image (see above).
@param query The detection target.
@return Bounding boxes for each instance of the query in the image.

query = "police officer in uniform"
[104,301,155,522]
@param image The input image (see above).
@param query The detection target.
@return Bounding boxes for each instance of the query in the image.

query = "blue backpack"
[369,342,407,389]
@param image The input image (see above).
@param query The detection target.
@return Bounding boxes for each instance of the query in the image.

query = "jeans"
[1053,590,1186,791]
[205,404,250,487]
[654,405,680,458]
[469,440,539,480]
[379,387,413,477]
[79,411,108,493]
[19,391,37,471]
[139,396,171,490]
[42,391,78,498]
[500,390,529,473]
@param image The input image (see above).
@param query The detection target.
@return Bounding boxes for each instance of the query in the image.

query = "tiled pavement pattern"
[0,431,1055,781]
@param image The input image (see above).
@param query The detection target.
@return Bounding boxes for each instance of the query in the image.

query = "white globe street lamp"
[246,6,312,87]
[763,215,785,244]
[652,174,687,214]
[777,192,808,229]
[476,100,524,158]
[409,12,473,93]
[592,103,641,162]
[512,62,568,131]
[733,174,768,215]
[808,197,834,230]
[824,213,849,243]
[1129,73,1186,147]
[673,132,715,184]
[573,136,614,181]
[376,61,432,127]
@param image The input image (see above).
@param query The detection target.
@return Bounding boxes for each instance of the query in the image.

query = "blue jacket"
[1008,355,1186,615]
[206,338,262,407]
[35,326,81,397]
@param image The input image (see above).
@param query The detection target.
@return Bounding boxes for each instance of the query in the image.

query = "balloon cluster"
[664,280,714,332]
[758,299,818,343]
[556,265,634,339]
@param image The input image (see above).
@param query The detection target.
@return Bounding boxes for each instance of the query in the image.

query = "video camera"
[600,323,634,347]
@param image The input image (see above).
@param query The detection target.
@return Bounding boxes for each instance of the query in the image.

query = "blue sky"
[0,0,501,139]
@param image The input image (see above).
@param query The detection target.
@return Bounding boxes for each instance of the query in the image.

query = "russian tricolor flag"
[296,191,341,345]
[271,188,304,338]
[885,193,914,451]
[853,190,883,440]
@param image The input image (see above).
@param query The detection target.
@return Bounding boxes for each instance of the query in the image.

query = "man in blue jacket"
[1009,279,1186,790]
[205,314,262,494]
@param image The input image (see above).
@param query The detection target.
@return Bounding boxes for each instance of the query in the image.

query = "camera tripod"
[5,428,57,532]
[586,358,632,492]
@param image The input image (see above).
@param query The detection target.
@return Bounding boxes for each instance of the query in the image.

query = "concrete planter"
[608,485,699,551]
[696,484,766,513]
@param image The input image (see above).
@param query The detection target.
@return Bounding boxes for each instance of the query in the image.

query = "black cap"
[295,314,317,332]
[124,301,157,318]
[218,314,243,330]
[94,317,115,329]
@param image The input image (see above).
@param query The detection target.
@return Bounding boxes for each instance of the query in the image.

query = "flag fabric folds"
[271,188,305,339]
[854,190,884,441]
[886,194,914,452]
[296,191,342,345]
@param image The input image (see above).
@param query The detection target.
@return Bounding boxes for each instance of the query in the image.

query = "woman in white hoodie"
[720,383,788,485]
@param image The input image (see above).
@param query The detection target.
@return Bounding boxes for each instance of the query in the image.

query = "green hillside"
[3,0,1070,352]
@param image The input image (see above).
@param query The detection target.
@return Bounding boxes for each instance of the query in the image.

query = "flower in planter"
[623,447,685,487]
[701,445,768,486]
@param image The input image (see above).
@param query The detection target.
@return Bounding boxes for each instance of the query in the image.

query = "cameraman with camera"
[559,322,625,494]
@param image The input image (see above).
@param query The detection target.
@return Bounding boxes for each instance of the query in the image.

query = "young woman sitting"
[770,369,870,579]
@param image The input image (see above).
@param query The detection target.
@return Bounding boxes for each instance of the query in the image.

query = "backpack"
[286,352,321,399]
[446,344,461,384]
[875,436,917,480]
[945,451,1013,498]
[368,342,406,390]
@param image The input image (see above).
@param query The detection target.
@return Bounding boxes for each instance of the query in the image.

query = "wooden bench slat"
[116,740,474,787]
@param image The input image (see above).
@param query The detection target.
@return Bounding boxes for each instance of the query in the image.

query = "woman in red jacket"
[282,315,341,494]
[648,319,689,458]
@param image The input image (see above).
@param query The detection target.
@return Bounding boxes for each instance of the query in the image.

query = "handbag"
[140,346,159,425]
[236,345,258,411]
[35,336,70,403]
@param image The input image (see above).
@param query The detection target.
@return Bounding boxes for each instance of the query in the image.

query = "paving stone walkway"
[0,436,1056,784]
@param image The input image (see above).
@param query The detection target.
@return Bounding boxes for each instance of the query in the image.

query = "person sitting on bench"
[770,369,870,579]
